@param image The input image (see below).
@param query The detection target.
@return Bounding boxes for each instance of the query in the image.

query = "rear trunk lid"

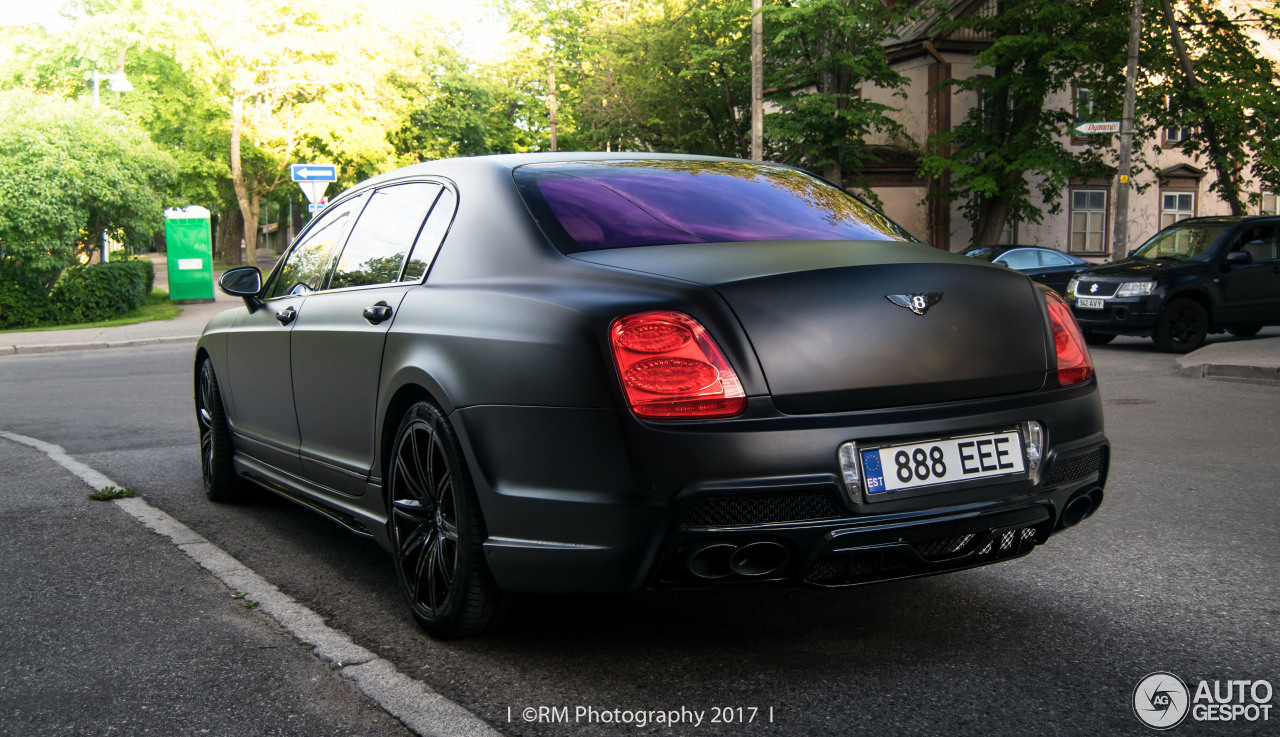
[572,240,1050,413]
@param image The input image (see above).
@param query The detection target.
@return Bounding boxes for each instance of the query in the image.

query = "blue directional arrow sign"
[290,164,337,182]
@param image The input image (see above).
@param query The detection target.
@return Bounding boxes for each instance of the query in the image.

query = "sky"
[0,0,512,61]
[0,0,72,31]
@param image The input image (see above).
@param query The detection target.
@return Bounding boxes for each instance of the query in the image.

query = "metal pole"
[1112,0,1143,261]
[548,59,558,153]
[92,70,108,262]
[751,0,763,160]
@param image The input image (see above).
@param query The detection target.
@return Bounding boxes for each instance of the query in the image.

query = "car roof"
[353,151,757,190]
[1164,215,1277,227]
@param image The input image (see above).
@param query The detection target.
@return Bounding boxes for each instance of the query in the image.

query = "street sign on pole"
[290,164,337,182]
[308,203,326,213]
[1074,121,1121,135]
[291,163,336,205]
[298,181,329,205]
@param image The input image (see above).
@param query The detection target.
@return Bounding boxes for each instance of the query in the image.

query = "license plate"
[861,429,1025,497]
[1077,297,1105,310]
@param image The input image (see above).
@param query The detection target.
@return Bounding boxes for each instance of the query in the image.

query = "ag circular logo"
[1134,672,1191,730]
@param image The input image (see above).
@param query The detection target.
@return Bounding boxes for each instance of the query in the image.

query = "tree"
[570,0,753,156]
[765,0,915,192]
[170,0,420,265]
[0,90,175,285]
[391,44,547,161]
[920,0,1128,246]
[1142,0,1280,212]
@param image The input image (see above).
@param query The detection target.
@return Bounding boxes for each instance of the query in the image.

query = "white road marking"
[0,430,500,737]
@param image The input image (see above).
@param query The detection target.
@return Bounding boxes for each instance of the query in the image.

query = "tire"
[1153,298,1208,353]
[386,401,512,638]
[196,359,245,502]
[1083,331,1116,346]
[1228,324,1262,338]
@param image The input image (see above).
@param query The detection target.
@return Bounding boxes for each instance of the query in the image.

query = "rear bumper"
[452,384,1108,594]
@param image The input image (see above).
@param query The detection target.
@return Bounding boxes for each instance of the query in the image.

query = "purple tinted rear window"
[513,160,914,252]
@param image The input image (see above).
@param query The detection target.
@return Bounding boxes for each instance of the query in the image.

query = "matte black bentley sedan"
[197,154,1109,637]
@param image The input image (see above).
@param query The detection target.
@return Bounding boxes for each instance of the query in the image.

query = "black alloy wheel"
[1153,298,1208,353]
[387,401,510,638]
[196,359,243,502]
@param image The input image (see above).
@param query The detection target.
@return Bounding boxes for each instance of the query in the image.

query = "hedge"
[0,258,156,329]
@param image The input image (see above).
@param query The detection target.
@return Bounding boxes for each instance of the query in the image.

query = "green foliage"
[1135,0,1280,211]
[89,486,139,501]
[571,0,753,156]
[919,0,1128,245]
[0,267,53,329]
[0,257,155,329]
[392,46,545,161]
[765,0,915,192]
[0,90,176,282]
[47,258,156,325]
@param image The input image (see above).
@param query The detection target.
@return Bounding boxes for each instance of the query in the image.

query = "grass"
[0,288,183,334]
[88,486,139,501]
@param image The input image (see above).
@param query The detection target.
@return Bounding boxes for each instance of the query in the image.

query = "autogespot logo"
[1134,672,1191,730]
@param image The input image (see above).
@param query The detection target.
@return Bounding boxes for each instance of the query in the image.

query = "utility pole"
[1112,0,1143,261]
[751,0,763,160]
[548,59,558,153]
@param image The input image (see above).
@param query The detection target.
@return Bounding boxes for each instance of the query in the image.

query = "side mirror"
[1226,250,1253,266]
[219,266,263,311]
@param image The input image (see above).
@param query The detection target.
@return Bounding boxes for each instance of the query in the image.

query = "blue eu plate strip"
[861,449,886,495]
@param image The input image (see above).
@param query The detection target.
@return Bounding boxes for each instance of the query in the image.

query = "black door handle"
[363,302,393,325]
[275,306,297,325]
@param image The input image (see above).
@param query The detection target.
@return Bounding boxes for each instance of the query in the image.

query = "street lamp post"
[90,70,134,262]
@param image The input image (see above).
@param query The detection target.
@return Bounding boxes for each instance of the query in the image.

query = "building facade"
[862,0,1277,258]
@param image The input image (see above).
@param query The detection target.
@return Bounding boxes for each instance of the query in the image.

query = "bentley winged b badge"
[886,292,944,315]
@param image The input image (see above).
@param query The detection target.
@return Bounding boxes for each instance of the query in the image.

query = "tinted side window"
[999,250,1040,270]
[1237,224,1278,262]
[330,182,442,289]
[402,188,456,282]
[1040,251,1073,267]
[266,197,363,299]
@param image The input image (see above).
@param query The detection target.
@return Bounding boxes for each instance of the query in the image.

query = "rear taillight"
[609,311,746,419]
[1045,291,1093,385]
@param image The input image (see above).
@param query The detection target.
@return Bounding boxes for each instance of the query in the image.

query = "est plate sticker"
[862,429,1025,496]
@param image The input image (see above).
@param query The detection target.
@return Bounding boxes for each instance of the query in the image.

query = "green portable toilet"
[164,206,215,302]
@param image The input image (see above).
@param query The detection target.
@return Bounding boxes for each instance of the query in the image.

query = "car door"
[1035,250,1087,296]
[291,181,450,496]
[1218,222,1280,323]
[223,197,362,474]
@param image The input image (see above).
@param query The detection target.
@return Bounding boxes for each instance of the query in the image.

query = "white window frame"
[1069,188,1108,254]
[1261,192,1278,216]
[1160,191,1196,229]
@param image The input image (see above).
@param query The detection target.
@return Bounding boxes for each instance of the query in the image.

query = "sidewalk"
[0,253,271,355]
[2,255,1279,384]
[0,435,420,737]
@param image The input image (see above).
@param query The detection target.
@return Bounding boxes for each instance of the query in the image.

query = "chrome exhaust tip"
[729,541,790,577]
[686,543,736,580]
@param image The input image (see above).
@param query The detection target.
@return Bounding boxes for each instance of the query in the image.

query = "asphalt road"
[0,338,1276,736]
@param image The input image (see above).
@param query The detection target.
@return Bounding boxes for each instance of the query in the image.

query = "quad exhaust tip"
[686,541,790,580]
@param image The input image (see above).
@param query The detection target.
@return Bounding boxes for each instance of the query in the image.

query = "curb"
[0,429,501,737]
[1,334,199,355]
[1177,360,1280,385]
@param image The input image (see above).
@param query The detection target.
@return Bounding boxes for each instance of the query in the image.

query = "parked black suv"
[1067,216,1280,352]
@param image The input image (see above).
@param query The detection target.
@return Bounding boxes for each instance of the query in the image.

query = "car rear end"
[473,157,1108,593]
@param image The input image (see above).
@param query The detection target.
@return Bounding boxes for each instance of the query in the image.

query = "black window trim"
[261,176,458,299]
